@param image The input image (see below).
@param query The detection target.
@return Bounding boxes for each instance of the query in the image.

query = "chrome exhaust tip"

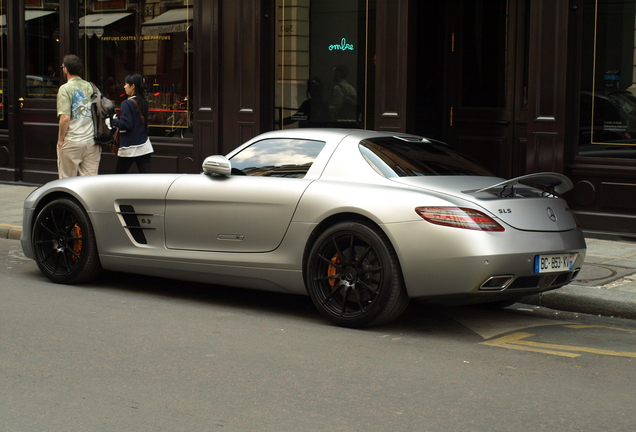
[479,275,515,291]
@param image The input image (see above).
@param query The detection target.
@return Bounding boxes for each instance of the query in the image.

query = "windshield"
[359,137,494,177]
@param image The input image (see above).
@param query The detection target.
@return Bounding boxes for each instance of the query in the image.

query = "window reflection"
[80,1,193,139]
[230,138,325,178]
[0,0,5,126]
[275,0,374,130]
[25,5,60,99]
[579,0,636,158]
[360,137,494,178]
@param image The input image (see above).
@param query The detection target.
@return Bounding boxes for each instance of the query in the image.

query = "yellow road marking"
[481,331,636,358]
[482,339,580,357]
[481,333,581,357]
[0,223,21,228]
[564,324,636,333]
[515,340,636,358]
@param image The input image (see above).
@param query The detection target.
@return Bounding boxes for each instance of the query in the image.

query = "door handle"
[18,97,24,109]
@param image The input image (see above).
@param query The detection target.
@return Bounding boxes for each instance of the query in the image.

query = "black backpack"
[89,82,115,147]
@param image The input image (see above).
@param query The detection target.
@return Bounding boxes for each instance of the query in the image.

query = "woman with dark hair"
[112,73,154,173]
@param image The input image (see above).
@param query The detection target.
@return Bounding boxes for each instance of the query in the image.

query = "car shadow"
[89,270,323,323]
[70,270,562,335]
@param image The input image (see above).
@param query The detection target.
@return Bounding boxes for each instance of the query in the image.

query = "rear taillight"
[415,207,505,231]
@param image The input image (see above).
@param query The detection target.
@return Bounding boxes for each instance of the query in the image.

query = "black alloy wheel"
[32,198,103,284]
[306,221,409,328]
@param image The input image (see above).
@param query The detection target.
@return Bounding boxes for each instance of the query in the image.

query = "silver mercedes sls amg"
[21,129,586,327]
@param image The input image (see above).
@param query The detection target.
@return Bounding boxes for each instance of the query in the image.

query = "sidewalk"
[2,182,636,319]
[0,183,37,240]
[521,238,636,319]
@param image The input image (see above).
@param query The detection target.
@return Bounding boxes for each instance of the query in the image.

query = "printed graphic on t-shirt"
[72,90,91,120]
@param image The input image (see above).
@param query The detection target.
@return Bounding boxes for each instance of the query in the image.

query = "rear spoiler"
[475,172,573,195]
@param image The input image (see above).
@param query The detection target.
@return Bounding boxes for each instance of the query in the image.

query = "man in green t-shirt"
[56,54,101,178]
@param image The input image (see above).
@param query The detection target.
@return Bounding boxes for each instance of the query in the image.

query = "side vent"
[118,204,153,244]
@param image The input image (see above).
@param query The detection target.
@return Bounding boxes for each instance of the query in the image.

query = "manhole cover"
[571,263,636,287]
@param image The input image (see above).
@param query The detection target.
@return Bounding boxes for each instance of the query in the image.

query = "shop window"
[579,0,636,158]
[460,0,507,108]
[24,2,61,99]
[275,0,375,130]
[80,0,193,139]
[0,0,6,128]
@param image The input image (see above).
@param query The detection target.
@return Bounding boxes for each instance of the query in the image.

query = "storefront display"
[275,0,375,130]
[0,0,5,128]
[79,1,193,138]
[579,0,636,159]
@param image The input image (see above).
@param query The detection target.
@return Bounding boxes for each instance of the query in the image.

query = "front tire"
[32,198,103,284]
[305,221,409,328]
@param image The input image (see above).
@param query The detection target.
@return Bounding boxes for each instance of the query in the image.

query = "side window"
[230,138,326,178]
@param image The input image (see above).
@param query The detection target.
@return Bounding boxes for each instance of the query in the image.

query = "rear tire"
[32,198,103,284]
[305,221,409,328]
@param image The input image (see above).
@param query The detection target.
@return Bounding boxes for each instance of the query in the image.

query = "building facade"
[0,0,635,236]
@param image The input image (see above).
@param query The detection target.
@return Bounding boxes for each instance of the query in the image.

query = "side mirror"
[202,155,232,176]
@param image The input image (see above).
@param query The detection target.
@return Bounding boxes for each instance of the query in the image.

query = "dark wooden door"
[17,4,63,183]
[218,0,274,155]
[443,0,528,178]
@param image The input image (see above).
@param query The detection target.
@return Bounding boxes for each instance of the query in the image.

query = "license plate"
[534,253,577,273]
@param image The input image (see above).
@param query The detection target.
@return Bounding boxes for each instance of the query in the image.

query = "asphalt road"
[2,238,636,432]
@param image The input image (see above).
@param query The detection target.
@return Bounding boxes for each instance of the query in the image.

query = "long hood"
[390,174,578,232]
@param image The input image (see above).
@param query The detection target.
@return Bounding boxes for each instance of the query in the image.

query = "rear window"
[359,137,493,177]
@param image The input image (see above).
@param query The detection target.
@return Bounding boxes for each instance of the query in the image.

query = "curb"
[521,285,636,320]
[0,226,22,241]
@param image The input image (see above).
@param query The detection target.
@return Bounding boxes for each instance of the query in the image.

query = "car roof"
[252,128,422,142]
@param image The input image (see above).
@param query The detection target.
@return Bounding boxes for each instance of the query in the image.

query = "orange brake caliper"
[71,223,83,261]
[327,253,340,288]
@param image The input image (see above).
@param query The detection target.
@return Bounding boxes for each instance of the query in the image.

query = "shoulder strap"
[129,98,146,126]
[89,81,100,99]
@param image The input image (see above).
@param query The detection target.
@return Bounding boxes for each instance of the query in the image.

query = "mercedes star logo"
[547,207,557,222]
